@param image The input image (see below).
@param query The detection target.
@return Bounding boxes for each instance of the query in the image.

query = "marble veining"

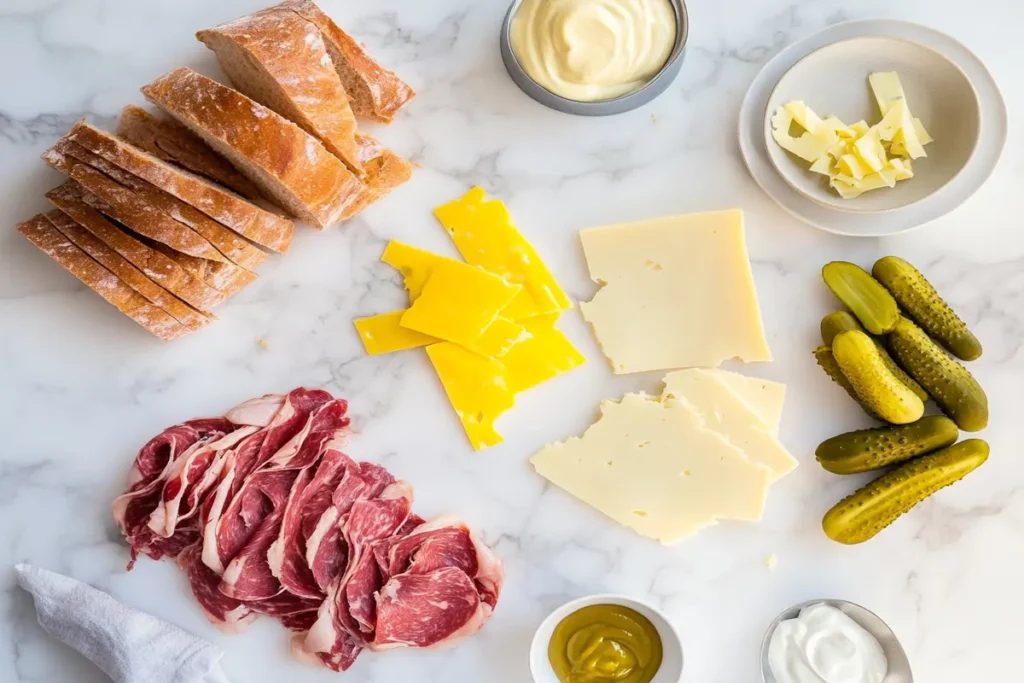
[1,0,1022,681]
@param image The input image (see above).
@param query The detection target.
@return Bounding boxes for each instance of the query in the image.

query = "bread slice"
[17,214,187,341]
[43,146,229,264]
[118,105,264,201]
[356,133,412,197]
[68,121,293,252]
[278,0,414,123]
[46,182,227,311]
[54,139,268,270]
[145,239,256,298]
[197,7,362,175]
[44,210,212,332]
[142,68,364,230]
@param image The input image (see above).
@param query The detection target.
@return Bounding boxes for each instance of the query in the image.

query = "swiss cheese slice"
[401,260,522,347]
[426,342,515,450]
[662,369,797,481]
[712,370,787,436]
[502,314,586,394]
[579,210,771,373]
[531,392,771,544]
[435,187,571,320]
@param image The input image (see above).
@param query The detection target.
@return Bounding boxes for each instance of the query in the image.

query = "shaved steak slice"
[372,567,485,650]
[114,387,501,673]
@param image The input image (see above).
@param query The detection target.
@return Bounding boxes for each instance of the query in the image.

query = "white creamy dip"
[768,603,888,683]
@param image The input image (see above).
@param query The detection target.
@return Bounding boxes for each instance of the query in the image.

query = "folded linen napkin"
[15,563,231,683]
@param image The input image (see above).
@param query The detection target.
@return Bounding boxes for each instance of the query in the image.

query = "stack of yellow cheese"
[531,369,798,544]
[354,187,585,450]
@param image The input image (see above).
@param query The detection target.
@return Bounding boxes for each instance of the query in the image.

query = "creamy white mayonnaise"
[510,0,677,102]
[768,603,888,683]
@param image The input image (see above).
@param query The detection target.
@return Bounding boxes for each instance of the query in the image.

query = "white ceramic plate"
[765,35,981,214]
[529,594,684,683]
[740,19,1006,236]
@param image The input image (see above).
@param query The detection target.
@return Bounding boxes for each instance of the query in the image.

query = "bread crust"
[69,121,294,252]
[17,214,187,341]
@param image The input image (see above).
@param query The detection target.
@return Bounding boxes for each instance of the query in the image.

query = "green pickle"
[820,311,928,403]
[814,345,880,419]
[873,256,983,361]
[816,416,959,474]
[823,439,989,544]
[887,317,989,431]
[548,604,663,683]
[822,262,900,335]
[832,330,924,424]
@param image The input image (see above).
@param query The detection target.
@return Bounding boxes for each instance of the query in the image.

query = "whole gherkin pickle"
[816,416,959,474]
[873,256,983,361]
[822,262,900,335]
[823,439,989,544]
[832,330,924,424]
[820,311,928,403]
[887,317,988,431]
[813,345,880,419]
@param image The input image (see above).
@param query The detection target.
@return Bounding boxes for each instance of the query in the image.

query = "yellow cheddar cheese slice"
[434,187,571,320]
[354,310,439,354]
[502,314,586,394]
[381,240,448,300]
[471,317,530,358]
[426,342,515,450]
[400,259,522,348]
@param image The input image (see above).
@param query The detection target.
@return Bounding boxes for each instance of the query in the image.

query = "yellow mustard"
[510,0,677,102]
[548,604,663,683]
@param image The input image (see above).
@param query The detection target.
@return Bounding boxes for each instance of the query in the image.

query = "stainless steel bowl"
[499,0,689,116]
[760,599,914,683]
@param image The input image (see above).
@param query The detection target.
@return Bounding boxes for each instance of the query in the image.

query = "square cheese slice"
[401,259,522,348]
[502,313,586,394]
[531,392,771,544]
[434,187,571,320]
[579,209,771,373]
[426,342,515,450]
[661,369,797,482]
[354,310,439,354]
[712,370,787,437]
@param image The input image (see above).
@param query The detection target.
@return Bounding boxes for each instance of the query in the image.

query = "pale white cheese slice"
[531,392,771,545]
[661,369,798,482]
[712,370,787,436]
[579,210,771,373]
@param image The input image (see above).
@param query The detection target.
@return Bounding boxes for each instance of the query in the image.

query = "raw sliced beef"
[114,387,502,675]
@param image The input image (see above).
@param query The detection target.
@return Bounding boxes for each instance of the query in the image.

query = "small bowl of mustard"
[530,594,684,683]
[500,0,689,115]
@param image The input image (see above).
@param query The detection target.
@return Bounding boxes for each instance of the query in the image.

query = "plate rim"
[739,18,1007,237]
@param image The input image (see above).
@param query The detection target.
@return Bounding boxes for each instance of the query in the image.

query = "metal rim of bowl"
[500,0,690,116]
[761,34,983,215]
[759,598,912,683]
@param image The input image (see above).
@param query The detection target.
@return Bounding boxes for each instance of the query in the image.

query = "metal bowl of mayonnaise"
[500,0,688,115]
[761,599,913,683]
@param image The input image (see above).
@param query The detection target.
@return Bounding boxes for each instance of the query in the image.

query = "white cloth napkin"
[15,563,231,683]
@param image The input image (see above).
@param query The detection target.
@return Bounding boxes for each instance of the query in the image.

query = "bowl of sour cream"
[500,0,688,115]
[761,600,913,683]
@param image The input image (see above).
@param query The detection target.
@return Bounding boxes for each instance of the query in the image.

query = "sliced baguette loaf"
[197,7,362,175]
[142,68,363,229]
[43,147,254,294]
[278,0,414,123]
[68,121,294,252]
[44,210,212,332]
[118,105,264,201]
[17,214,187,341]
[46,182,227,311]
[54,139,268,270]
[43,147,229,264]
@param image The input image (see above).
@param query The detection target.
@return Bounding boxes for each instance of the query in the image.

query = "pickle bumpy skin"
[832,330,924,424]
[816,415,959,474]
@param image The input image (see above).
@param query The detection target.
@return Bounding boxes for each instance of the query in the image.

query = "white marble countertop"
[1,0,1022,681]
